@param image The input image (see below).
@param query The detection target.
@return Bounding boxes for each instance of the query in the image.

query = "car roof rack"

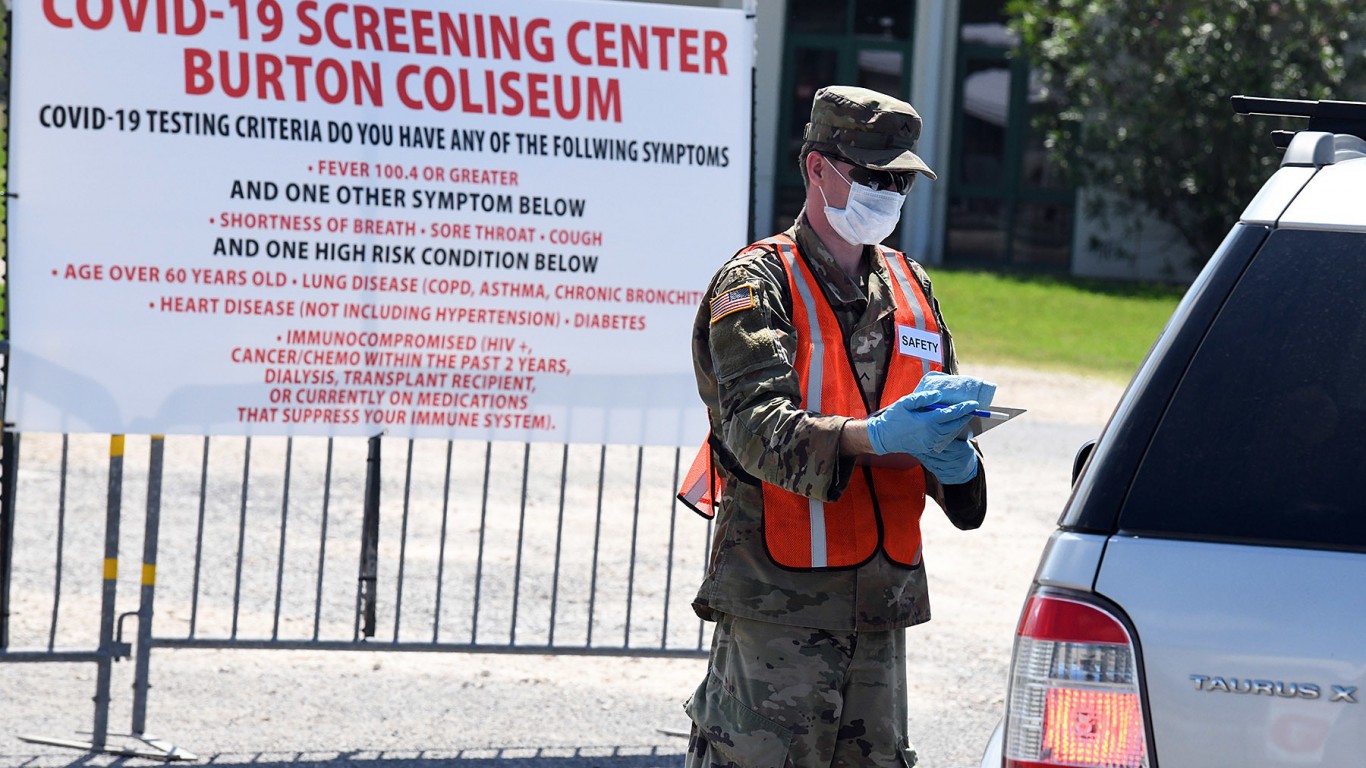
[1231,95,1366,149]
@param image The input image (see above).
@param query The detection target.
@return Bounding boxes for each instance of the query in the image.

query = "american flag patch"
[710,284,757,323]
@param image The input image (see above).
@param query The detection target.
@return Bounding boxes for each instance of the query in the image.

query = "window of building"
[773,2,915,234]
[945,0,1074,269]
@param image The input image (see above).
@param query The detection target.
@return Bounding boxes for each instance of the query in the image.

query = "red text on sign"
[43,0,206,35]
[566,22,727,74]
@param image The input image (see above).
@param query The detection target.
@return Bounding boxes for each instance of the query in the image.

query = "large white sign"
[7,0,751,445]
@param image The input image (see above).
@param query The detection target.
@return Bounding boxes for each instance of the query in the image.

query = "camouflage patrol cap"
[803,85,937,179]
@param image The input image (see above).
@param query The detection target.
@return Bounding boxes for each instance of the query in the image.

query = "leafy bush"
[1010,1,1366,265]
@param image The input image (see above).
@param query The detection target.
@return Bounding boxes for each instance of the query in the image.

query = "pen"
[926,404,1009,420]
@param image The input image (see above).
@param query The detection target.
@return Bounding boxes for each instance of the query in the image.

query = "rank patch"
[710,284,757,323]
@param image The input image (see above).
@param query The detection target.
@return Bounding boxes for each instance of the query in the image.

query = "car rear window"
[1120,228,1366,550]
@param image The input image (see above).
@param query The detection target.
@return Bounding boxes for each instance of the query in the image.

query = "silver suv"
[979,97,1366,767]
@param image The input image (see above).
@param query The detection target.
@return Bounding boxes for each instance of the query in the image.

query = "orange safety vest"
[679,235,945,570]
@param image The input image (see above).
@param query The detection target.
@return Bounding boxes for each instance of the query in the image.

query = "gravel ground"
[0,363,1125,768]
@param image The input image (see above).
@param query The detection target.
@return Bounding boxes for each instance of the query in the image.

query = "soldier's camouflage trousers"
[683,612,920,768]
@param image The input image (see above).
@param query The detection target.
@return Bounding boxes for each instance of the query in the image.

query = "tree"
[1009,1,1366,266]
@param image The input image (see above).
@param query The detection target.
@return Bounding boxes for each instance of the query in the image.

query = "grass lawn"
[928,268,1188,383]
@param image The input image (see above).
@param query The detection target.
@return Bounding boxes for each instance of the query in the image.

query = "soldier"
[679,86,994,767]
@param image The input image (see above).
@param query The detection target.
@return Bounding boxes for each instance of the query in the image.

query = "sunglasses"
[823,154,916,194]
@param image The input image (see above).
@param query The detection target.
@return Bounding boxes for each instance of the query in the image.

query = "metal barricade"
[0,431,713,760]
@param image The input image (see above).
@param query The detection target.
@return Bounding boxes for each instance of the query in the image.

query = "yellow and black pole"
[90,434,125,752]
[125,435,193,760]
[130,435,162,737]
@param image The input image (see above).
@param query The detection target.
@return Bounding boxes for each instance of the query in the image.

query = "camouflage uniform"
[686,612,915,768]
[688,216,987,631]
[682,87,986,768]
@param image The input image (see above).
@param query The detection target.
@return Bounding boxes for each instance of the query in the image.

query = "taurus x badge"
[1190,676,1359,704]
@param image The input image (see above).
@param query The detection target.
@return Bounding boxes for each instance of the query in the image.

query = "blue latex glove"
[866,390,978,456]
[914,371,997,408]
[918,439,979,484]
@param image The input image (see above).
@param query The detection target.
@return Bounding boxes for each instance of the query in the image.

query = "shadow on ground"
[2,746,688,768]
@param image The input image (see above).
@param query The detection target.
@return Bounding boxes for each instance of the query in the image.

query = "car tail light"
[1004,592,1149,768]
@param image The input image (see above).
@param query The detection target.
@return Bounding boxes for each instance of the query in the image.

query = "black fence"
[0,431,711,760]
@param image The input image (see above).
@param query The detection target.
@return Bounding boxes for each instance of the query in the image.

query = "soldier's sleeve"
[705,249,853,502]
[908,256,988,529]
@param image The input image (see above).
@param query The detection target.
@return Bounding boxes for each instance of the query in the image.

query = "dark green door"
[773,1,917,233]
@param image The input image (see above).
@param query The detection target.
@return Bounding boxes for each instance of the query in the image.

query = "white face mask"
[820,164,907,245]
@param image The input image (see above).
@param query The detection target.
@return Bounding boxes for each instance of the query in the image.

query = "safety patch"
[897,324,943,364]
[710,284,757,324]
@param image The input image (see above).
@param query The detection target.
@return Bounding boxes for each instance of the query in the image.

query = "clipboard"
[861,403,1027,469]
[955,405,1027,440]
